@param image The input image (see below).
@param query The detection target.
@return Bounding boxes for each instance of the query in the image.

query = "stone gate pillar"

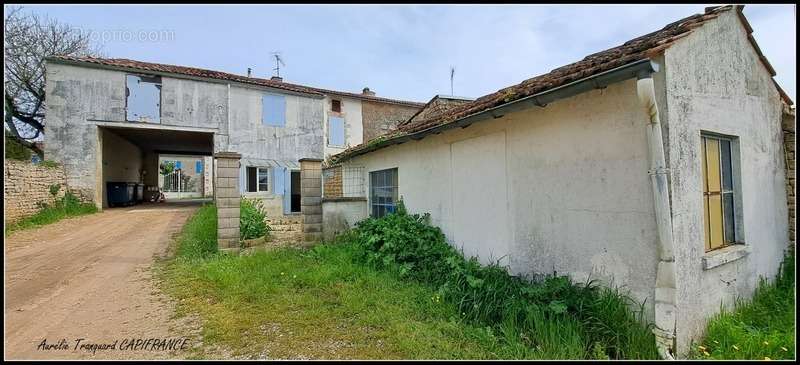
[299,158,323,243]
[214,152,241,253]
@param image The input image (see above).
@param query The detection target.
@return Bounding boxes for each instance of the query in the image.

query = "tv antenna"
[271,52,285,77]
[450,66,455,95]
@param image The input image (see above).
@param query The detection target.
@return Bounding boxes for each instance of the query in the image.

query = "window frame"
[700,132,743,252]
[369,168,398,218]
[246,166,270,193]
[125,73,162,123]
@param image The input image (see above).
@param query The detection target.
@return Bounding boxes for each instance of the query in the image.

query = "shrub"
[240,198,271,240]
[4,132,33,161]
[49,184,62,197]
[350,200,658,359]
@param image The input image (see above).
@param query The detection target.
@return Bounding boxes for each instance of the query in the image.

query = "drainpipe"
[636,69,677,360]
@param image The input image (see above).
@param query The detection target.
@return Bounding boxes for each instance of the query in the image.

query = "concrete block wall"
[321,198,368,241]
[4,160,67,224]
[214,152,241,252]
[300,158,323,242]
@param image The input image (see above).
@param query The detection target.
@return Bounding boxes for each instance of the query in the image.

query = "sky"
[14,4,796,103]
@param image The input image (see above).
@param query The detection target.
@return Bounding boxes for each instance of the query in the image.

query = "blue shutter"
[283,168,292,214]
[195,160,203,174]
[274,166,285,197]
[262,94,286,126]
[329,116,345,146]
[239,163,246,193]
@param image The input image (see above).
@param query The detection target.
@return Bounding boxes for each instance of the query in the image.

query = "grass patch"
[5,192,97,235]
[161,204,514,359]
[160,203,660,359]
[689,248,795,360]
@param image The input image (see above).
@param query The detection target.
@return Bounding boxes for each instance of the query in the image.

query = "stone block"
[218,207,239,219]
[302,197,322,206]
[304,223,322,233]
[302,186,321,197]
[304,214,322,224]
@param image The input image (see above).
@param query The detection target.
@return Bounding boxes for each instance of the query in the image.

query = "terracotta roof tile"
[330,5,791,164]
[47,56,425,107]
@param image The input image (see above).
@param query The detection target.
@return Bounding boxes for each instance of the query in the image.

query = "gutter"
[636,68,677,360]
[333,58,659,164]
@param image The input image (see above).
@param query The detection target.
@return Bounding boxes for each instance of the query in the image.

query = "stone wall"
[322,165,343,199]
[783,106,796,247]
[4,159,67,223]
[408,96,473,123]
[361,101,421,142]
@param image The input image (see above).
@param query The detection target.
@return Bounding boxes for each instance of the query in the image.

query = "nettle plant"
[351,200,657,359]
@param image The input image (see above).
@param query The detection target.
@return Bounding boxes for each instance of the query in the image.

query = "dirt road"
[4,201,204,360]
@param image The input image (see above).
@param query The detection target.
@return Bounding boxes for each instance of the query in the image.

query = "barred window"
[370,168,398,218]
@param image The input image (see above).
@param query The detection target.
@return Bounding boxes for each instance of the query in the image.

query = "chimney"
[271,76,283,82]
[362,87,375,96]
[247,68,252,78]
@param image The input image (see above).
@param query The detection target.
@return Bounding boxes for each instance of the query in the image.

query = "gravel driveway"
[4,201,205,360]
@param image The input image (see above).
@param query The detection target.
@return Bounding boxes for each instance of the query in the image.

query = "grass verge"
[5,192,98,236]
[160,203,661,359]
[689,248,795,360]
[160,204,515,359]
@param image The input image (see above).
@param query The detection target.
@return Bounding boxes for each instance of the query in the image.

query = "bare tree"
[4,6,101,157]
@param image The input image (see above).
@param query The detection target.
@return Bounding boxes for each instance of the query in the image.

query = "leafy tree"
[4,6,101,157]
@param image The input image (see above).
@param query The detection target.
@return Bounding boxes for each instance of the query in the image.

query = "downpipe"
[636,73,677,360]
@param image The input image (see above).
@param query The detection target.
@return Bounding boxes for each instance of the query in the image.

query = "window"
[246,166,270,192]
[262,93,286,126]
[370,168,398,218]
[701,134,739,251]
[126,74,161,123]
[328,116,345,146]
[331,99,342,113]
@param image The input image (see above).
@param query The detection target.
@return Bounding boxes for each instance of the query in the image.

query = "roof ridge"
[330,4,790,164]
[48,55,425,106]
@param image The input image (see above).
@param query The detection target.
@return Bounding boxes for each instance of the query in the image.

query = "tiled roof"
[46,56,425,107]
[329,5,791,164]
[404,95,475,125]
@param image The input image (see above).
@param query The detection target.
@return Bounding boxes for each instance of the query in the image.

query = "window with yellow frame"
[701,134,738,252]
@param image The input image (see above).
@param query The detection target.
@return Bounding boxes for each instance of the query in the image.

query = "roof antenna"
[271,52,285,77]
[450,66,455,96]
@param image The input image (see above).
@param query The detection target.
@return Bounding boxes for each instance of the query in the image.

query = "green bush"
[239,198,271,240]
[5,192,98,235]
[351,201,658,359]
[4,133,33,161]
